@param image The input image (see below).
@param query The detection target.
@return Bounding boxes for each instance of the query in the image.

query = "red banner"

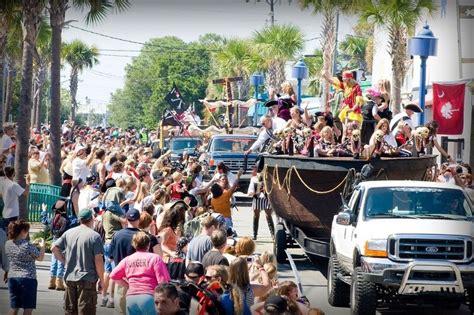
[432,82,465,135]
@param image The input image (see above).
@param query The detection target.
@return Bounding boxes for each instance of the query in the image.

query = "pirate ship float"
[260,154,437,263]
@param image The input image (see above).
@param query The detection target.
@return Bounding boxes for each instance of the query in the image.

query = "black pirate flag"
[161,109,181,127]
[165,83,187,114]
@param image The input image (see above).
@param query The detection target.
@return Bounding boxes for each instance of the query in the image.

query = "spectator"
[101,181,127,308]
[276,281,310,315]
[201,229,229,269]
[51,209,104,315]
[78,175,100,212]
[48,199,70,291]
[109,208,142,312]
[154,283,188,315]
[235,237,256,257]
[1,167,29,231]
[186,215,218,264]
[229,257,271,307]
[5,220,45,315]
[210,170,242,228]
[138,212,163,256]
[158,202,186,260]
[72,145,96,182]
[212,162,237,187]
[2,124,15,155]
[110,232,170,315]
[27,148,50,184]
[0,227,9,282]
[184,262,204,284]
[6,143,15,167]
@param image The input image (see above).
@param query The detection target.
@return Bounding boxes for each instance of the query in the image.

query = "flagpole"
[202,101,222,128]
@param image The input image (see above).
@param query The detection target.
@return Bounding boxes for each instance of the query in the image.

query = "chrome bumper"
[361,257,474,293]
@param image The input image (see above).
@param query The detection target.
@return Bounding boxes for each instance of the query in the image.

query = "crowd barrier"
[27,183,62,222]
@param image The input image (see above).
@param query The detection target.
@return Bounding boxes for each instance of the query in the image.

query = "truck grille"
[388,235,471,263]
[222,159,255,171]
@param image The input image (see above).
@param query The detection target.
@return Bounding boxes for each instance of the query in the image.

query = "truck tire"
[274,223,287,264]
[327,255,350,307]
[350,267,377,315]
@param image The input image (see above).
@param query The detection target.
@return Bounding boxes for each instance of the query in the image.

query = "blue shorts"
[8,277,38,309]
[103,243,115,273]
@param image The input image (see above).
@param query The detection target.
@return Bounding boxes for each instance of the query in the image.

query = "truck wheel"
[327,255,350,307]
[274,223,287,264]
[350,267,377,315]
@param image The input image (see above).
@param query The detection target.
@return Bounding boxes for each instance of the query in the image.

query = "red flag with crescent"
[432,82,465,135]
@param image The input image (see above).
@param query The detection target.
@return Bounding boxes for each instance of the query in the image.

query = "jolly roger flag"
[165,83,187,114]
[432,82,466,135]
[162,109,181,126]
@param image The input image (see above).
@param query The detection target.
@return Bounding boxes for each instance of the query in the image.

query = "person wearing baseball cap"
[51,208,104,314]
[108,208,141,311]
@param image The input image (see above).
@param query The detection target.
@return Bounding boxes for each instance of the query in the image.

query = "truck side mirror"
[336,211,352,226]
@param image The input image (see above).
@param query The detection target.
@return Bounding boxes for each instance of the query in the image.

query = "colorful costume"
[331,72,364,125]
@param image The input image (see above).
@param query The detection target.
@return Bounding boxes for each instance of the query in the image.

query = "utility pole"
[267,0,276,26]
[246,0,293,26]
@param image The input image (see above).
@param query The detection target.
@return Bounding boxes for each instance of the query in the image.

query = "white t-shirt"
[72,157,89,182]
[1,178,25,219]
[78,187,100,211]
[2,135,13,152]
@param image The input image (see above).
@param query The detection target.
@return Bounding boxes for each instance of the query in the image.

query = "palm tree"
[253,24,304,92]
[0,0,21,128]
[16,0,46,219]
[215,39,254,100]
[338,35,368,70]
[300,0,356,111]
[304,49,324,96]
[62,40,99,123]
[32,18,52,129]
[358,0,437,114]
[47,0,130,186]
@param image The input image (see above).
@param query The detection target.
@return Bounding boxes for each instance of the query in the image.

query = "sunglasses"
[186,274,200,279]
[205,275,217,280]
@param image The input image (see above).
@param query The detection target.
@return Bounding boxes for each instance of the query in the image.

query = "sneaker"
[100,297,108,307]
[106,300,115,308]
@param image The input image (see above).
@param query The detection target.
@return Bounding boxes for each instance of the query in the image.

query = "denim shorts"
[103,243,115,273]
[8,277,38,309]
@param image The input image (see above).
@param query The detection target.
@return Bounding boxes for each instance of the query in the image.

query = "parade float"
[260,154,438,263]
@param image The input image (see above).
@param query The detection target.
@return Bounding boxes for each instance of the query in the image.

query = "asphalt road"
[0,202,472,315]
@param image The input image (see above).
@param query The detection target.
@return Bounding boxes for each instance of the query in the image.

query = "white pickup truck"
[328,181,474,315]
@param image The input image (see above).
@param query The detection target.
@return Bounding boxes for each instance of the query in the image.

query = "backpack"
[51,211,70,238]
[175,281,226,315]
[183,212,211,238]
[93,217,105,242]
[65,197,79,229]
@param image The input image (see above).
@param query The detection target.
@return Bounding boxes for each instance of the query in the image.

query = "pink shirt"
[110,250,170,296]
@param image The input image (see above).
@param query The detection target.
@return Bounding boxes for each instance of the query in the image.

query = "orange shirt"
[211,189,233,218]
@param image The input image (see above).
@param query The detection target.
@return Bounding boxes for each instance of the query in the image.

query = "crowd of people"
[0,117,326,314]
[0,72,473,315]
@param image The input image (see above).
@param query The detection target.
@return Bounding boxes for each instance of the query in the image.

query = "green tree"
[338,35,368,70]
[300,0,357,110]
[358,0,437,113]
[16,0,46,219]
[32,17,52,129]
[62,40,99,123]
[304,49,324,96]
[108,36,211,128]
[253,24,304,92]
[47,0,130,186]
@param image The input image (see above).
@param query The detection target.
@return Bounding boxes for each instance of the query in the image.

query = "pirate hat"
[404,103,423,113]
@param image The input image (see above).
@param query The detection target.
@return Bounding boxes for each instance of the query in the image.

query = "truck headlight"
[364,240,388,258]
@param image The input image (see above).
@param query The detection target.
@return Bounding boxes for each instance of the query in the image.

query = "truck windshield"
[210,138,255,152]
[364,187,473,219]
[170,139,201,154]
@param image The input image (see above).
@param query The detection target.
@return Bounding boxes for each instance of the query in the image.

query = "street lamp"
[292,59,308,108]
[250,72,265,125]
[409,24,438,125]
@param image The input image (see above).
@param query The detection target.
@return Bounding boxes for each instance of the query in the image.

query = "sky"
[63,0,358,114]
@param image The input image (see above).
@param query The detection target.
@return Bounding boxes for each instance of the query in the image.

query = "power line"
[68,25,221,52]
